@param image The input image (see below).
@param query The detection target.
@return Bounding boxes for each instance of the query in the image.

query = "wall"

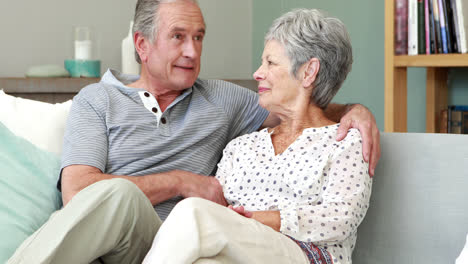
[0,0,135,77]
[2,1,467,132]
[253,0,385,130]
[198,0,252,79]
[252,0,468,132]
[0,0,253,79]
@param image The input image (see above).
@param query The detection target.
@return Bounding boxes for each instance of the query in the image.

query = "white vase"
[121,21,140,75]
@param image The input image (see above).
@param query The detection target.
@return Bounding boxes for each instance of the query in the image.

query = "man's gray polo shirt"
[60,69,269,220]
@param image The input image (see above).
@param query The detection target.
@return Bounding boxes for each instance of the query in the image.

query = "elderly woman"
[143,8,372,264]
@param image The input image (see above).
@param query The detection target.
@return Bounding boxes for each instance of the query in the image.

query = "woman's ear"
[302,58,320,88]
[134,32,149,63]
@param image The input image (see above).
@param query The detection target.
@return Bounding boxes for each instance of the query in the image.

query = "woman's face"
[253,40,303,113]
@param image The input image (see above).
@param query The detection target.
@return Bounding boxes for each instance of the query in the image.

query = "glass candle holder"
[74,26,92,60]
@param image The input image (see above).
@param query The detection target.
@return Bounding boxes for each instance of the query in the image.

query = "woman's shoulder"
[224,128,269,149]
[340,127,363,142]
[330,125,365,159]
[303,123,361,143]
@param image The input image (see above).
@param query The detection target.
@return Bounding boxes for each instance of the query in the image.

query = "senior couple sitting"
[8,0,375,263]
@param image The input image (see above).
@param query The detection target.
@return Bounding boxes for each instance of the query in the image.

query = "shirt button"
[152,107,158,113]
[161,117,167,124]
[144,92,150,97]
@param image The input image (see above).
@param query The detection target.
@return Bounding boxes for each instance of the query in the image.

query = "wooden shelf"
[394,54,468,67]
[0,77,100,103]
[384,0,468,133]
[0,77,100,93]
[1,77,257,104]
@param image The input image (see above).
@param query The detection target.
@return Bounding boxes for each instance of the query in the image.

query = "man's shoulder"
[193,78,256,105]
[74,80,116,103]
[194,78,246,93]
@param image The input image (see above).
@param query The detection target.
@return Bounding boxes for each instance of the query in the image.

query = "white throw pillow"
[0,90,72,156]
[457,233,468,264]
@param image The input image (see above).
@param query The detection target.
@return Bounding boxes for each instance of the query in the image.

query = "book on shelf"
[394,0,468,54]
[447,105,468,134]
[425,0,431,53]
[395,0,409,55]
[437,0,449,53]
[450,110,462,133]
[409,0,419,55]
[454,0,468,53]
[442,0,454,53]
[418,0,427,53]
[447,0,460,52]
[432,0,444,53]
[429,0,437,53]
[440,108,448,133]
[464,112,468,133]
[437,0,448,53]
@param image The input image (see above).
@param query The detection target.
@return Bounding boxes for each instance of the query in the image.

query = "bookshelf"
[385,0,468,132]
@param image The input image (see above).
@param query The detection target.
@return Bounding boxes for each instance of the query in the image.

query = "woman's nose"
[253,66,265,81]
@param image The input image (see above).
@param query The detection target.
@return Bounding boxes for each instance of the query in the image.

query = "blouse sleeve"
[279,130,373,244]
[215,138,237,189]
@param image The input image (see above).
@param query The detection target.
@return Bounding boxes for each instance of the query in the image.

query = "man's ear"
[134,32,150,63]
[302,58,320,88]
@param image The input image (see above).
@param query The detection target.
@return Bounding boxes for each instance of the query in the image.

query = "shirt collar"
[101,68,194,111]
[101,69,140,89]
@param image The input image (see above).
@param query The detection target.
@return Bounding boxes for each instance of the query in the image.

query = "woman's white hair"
[265,9,353,109]
[132,0,199,63]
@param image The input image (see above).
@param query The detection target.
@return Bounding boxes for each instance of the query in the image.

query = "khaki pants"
[143,197,309,264]
[8,178,162,264]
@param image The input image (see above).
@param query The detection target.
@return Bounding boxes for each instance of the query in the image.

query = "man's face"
[145,1,205,91]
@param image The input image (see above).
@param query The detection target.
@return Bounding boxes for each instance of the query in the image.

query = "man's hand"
[177,170,227,206]
[336,104,381,177]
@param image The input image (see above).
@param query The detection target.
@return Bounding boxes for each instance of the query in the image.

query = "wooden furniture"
[0,77,100,103]
[385,0,468,132]
[0,77,257,104]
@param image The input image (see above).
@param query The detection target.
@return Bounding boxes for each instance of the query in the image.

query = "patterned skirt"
[287,236,333,264]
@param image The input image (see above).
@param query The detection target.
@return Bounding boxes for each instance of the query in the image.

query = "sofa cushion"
[353,132,468,263]
[0,122,62,263]
[0,90,72,156]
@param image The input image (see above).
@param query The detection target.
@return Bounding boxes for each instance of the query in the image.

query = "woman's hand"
[336,104,381,177]
[228,205,253,218]
[229,206,281,232]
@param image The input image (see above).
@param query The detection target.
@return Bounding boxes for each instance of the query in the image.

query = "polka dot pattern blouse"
[216,124,372,264]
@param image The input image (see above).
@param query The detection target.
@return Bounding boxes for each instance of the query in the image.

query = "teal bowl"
[64,59,101,78]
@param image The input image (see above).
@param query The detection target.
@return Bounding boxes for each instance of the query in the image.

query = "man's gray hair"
[265,9,353,109]
[132,0,198,64]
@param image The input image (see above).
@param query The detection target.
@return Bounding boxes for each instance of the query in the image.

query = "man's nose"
[183,39,199,58]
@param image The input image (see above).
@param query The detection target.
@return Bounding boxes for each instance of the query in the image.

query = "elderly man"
[8,0,380,263]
